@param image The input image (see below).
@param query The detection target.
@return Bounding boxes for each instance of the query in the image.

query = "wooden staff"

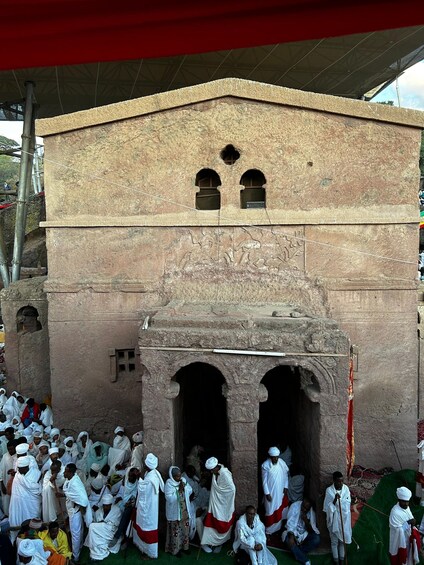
[338,496,348,565]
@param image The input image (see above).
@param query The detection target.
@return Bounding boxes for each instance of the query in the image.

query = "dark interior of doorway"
[174,362,228,469]
[258,365,298,466]
[257,365,320,504]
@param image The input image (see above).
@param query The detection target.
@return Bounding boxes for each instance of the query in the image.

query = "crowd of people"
[0,389,422,565]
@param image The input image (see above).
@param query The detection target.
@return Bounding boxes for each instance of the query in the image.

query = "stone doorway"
[139,302,350,509]
[257,365,321,503]
[173,362,228,468]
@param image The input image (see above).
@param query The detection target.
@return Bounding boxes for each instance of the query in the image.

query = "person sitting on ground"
[282,496,320,565]
[233,505,277,565]
[84,492,122,561]
[38,521,72,565]
[17,538,49,565]
[21,400,40,429]
[110,467,139,549]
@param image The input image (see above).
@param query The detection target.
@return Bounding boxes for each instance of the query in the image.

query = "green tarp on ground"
[78,470,424,565]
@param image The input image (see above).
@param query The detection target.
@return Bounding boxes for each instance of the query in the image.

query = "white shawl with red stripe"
[201,465,236,546]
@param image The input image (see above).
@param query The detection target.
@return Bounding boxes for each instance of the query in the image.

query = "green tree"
[0,134,20,186]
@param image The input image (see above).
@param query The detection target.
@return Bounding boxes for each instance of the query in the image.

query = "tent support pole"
[11,81,35,283]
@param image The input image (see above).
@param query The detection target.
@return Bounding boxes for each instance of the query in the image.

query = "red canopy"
[4,0,424,71]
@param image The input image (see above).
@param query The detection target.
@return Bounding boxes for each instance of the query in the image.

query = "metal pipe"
[0,223,10,288]
[138,346,348,357]
[11,81,35,282]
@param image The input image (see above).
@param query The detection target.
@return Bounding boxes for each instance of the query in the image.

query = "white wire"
[21,148,418,267]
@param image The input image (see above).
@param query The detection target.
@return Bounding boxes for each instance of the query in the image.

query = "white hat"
[145,453,158,470]
[114,426,124,434]
[16,443,29,455]
[102,493,114,505]
[17,456,30,468]
[50,428,60,438]
[205,457,218,470]
[33,430,43,438]
[18,539,37,557]
[268,447,280,457]
[39,440,49,448]
[49,447,59,455]
[396,486,412,501]
[91,476,104,490]
[91,463,101,472]
[132,431,143,443]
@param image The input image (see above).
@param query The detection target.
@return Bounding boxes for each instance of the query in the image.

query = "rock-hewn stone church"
[2,78,424,508]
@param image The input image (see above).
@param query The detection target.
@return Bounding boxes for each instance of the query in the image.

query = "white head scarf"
[205,457,218,470]
[114,426,124,434]
[132,431,143,443]
[268,447,280,456]
[145,453,158,470]
[102,493,114,505]
[396,486,412,501]
[16,443,29,455]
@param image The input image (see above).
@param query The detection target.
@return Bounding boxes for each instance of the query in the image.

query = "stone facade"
[25,78,424,506]
[1,276,50,400]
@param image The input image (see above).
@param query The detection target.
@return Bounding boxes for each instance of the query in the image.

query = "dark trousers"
[289,532,320,564]
[114,505,133,539]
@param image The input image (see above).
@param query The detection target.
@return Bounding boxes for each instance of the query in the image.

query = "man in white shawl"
[59,463,92,562]
[132,453,164,559]
[85,492,123,560]
[200,456,236,553]
[233,506,277,565]
[282,497,320,565]
[9,457,42,536]
[261,447,289,534]
[323,471,352,565]
[416,441,424,506]
[130,431,144,470]
[17,538,49,565]
[0,440,16,514]
[42,460,65,523]
[390,486,420,565]
[38,403,53,429]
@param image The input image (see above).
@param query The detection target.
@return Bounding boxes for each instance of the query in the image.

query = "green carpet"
[79,470,424,565]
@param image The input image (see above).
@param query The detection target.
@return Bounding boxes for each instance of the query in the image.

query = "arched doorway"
[173,362,229,468]
[257,365,321,502]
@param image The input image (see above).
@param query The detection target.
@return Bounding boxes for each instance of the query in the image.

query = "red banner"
[346,357,355,477]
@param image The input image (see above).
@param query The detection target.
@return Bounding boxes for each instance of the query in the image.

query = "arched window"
[240,169,266,209]
[195,169,221,210]
[17,305,42,334]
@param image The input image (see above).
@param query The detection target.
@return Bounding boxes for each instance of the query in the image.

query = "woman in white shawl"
[0,388,7,410]
[165,466,193,556]
[76,431,92,472]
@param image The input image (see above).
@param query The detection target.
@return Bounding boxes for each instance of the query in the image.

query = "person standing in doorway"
[200,456,236,553]
[261,447,289,535]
